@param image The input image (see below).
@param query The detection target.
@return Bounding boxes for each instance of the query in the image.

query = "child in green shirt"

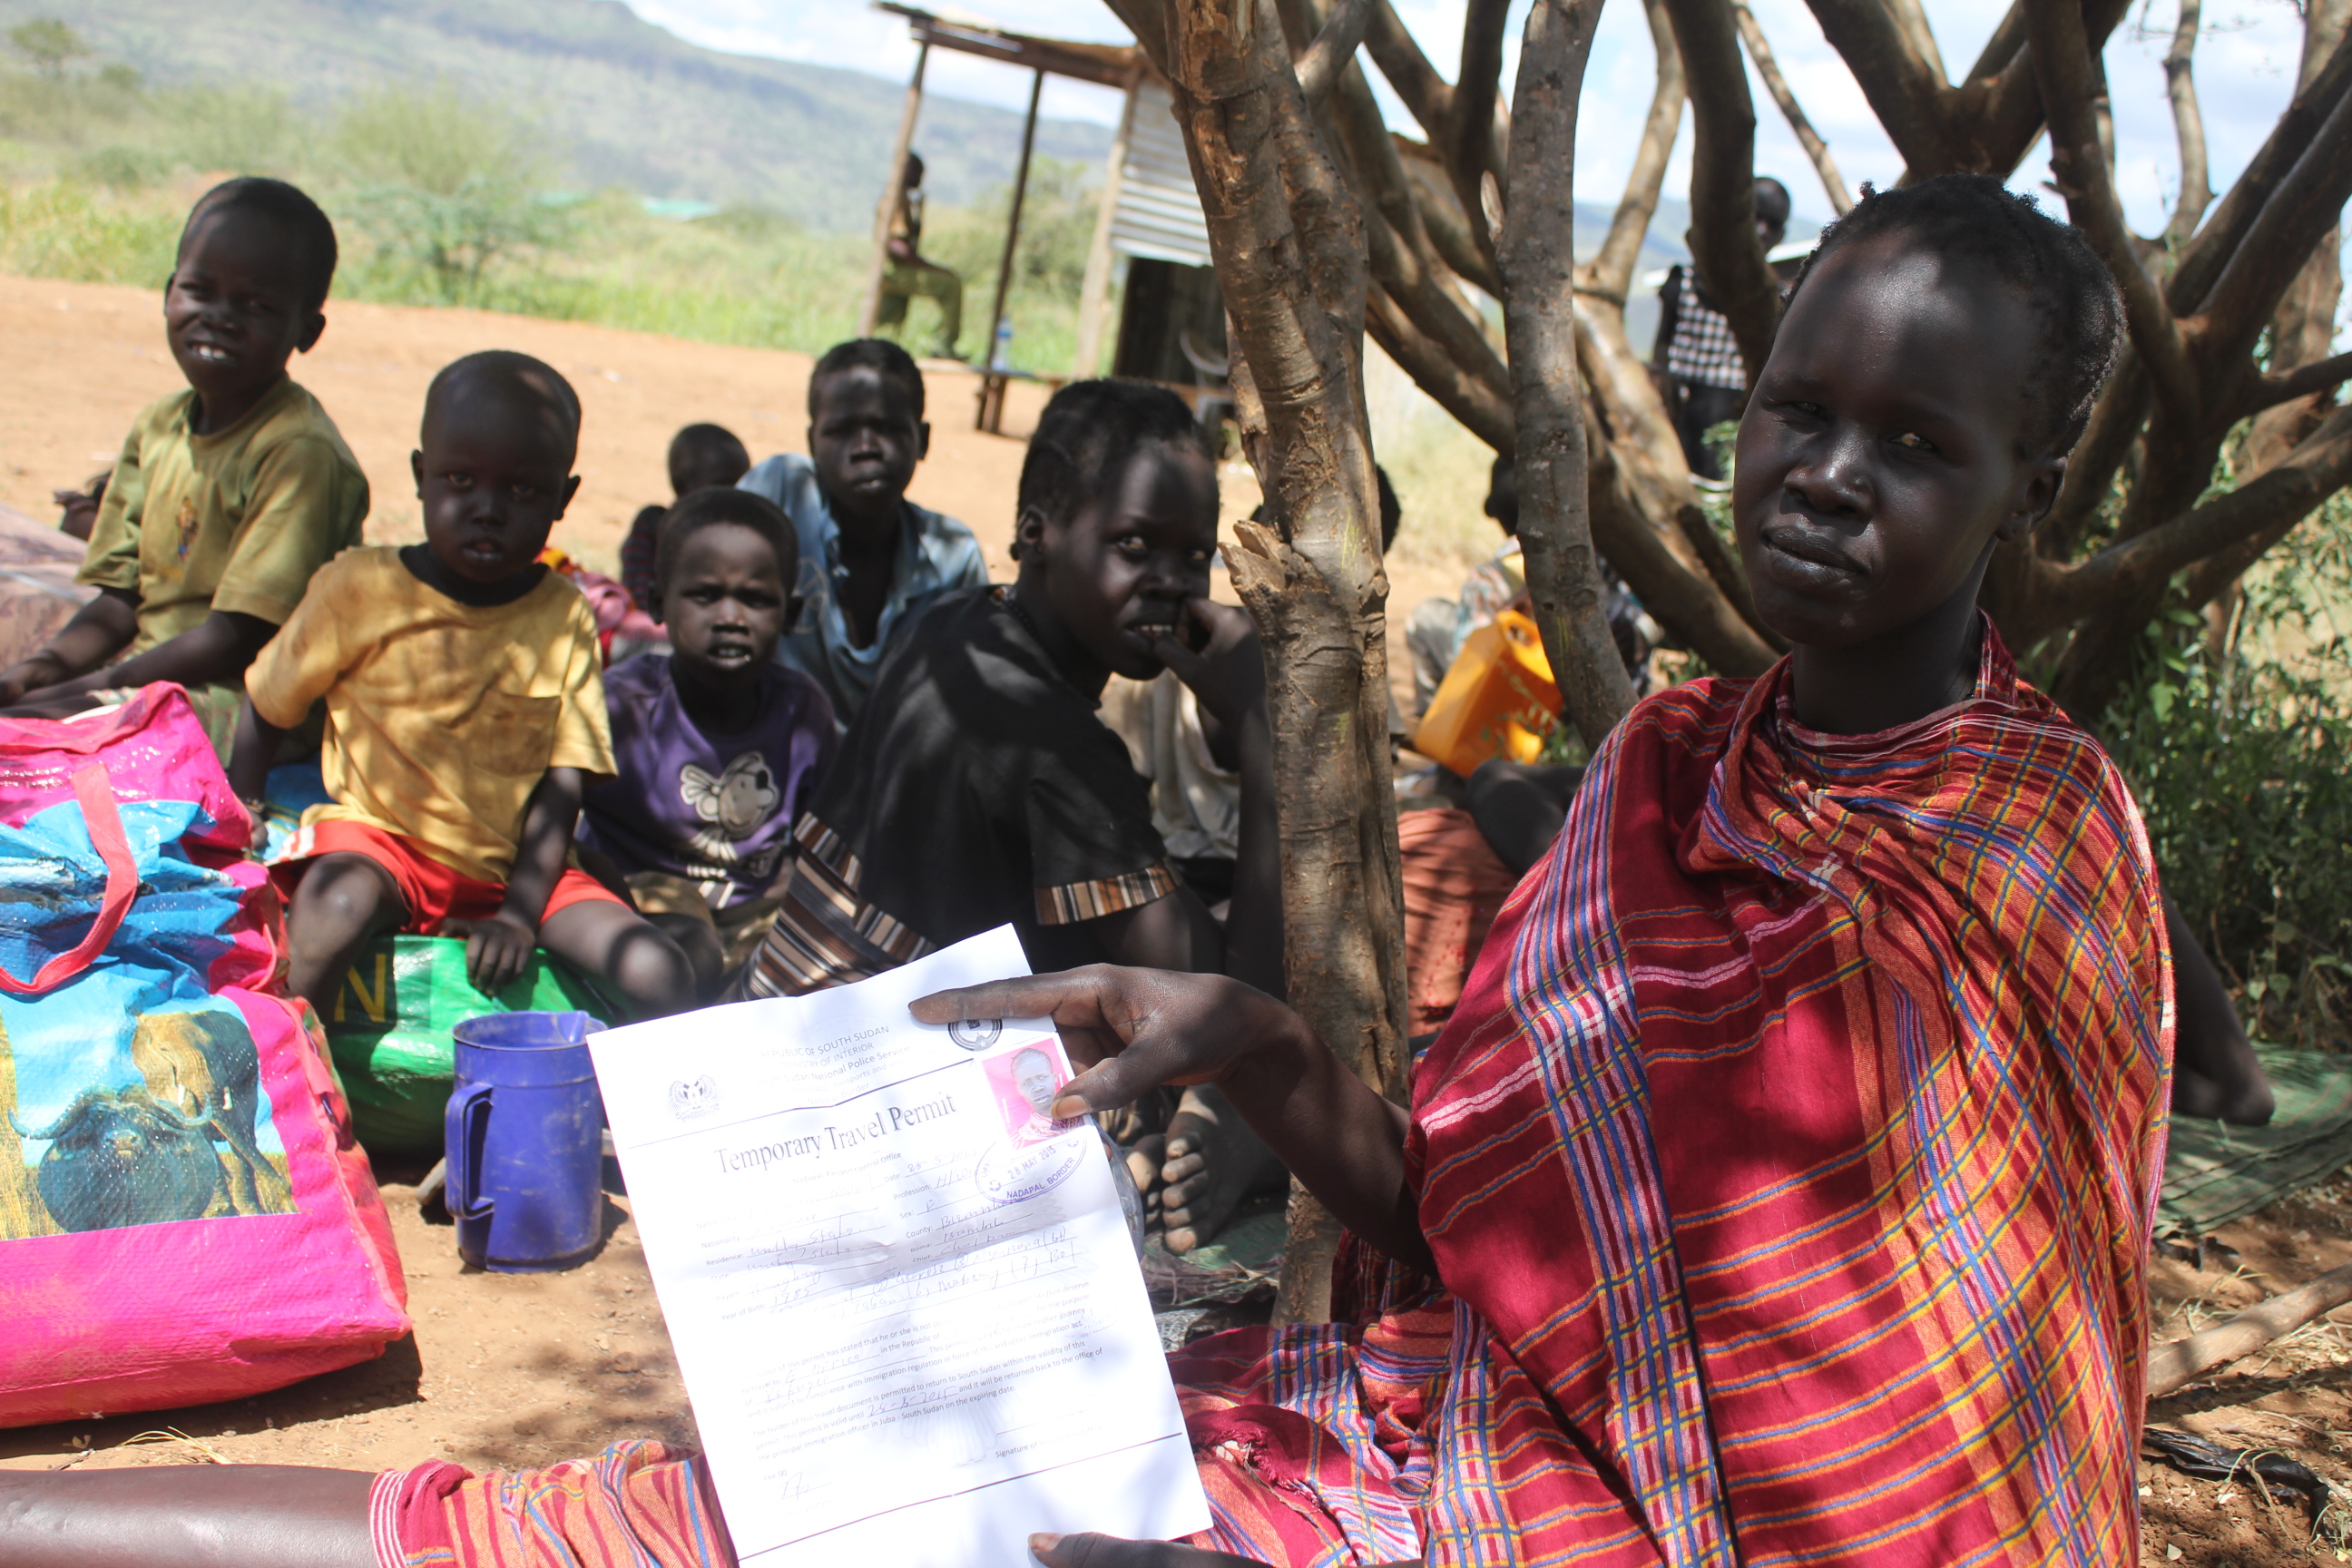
[0,177,367,757]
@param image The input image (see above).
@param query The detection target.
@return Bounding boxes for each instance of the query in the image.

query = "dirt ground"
[2,272,2346,1561]
[0,272,1465,701]
[4,1161,2347,1567]
[2144,1182,2352,1565]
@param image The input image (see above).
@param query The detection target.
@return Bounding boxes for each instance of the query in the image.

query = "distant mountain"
[0,0,1114,228]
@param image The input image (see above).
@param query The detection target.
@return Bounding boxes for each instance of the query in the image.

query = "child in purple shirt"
[579,487,836,997]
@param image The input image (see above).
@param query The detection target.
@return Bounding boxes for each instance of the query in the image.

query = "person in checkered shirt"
[1650,176,1791,479]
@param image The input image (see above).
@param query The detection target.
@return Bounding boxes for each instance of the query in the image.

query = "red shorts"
[271,819,626,936]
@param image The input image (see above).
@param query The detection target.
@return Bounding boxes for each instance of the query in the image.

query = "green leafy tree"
[172,84,299,175]
[330,83,569,302]
[7,19,88,80]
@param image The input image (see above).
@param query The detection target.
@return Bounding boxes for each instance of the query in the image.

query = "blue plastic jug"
[445,1011,608,1272]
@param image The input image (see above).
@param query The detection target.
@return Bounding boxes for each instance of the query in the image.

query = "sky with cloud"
[622,1,2322,237]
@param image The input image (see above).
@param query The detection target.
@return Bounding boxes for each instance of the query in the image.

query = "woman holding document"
[2,182,2171,1565]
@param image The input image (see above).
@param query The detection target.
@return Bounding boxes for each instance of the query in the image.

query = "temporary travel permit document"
[590,926,1210,1567]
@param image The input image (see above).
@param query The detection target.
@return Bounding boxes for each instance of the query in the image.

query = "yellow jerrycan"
[1411,609,1562,776]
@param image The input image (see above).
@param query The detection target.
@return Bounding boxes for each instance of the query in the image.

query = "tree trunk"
[1500,0,1636,746]
[1112,0,1409,1326]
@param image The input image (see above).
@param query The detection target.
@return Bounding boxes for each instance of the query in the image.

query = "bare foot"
[1125,1132,1166,1230]
[1159,1085,1287,1254]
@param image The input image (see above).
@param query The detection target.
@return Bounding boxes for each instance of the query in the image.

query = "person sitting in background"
[618,421,750,618]
[740,379,1286,1254]
[1403,455,1523,715]
[1404,455,1647,718]
[0,177,368,759]
[872,152,965,359]
[53,468,107,542]
[228,351,694,1024]
[738,338,985,727]
[577,487,835,1001]
[1650,174,1791,479]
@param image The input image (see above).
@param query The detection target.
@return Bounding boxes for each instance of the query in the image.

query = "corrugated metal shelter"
[859,6,1220,427]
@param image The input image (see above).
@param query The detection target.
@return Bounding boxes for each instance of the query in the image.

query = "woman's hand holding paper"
[911,966,1431,1273]
[1028,1532,1262,1567]
[1028,1531,1425,1567]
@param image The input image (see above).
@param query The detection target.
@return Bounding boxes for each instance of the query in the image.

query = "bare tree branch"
[1364,287,1516,449]
[1102,0,1174,71]
[2170,26,2352,314]
[1500,0,1635,748]
[2241,0,2352,480]
[1393,136,1504,296]
[2029,0,2200,424]
[1583,0,1688,303]
[1580,407,1781,672]
[2161,0,2212,252]
[2193,79,2352,371]
[1733,0,1852,215]
[1140,0,1408,1325]
[2149,1260,2352,1398]
[2246,348,2352,413]
[1295,0,1373,105]
[1884,0,1945,83]
[1321,63,1504,348]
[1321,64,1516,414]
[2053,404,2352,621]
[1446,0,1512,272]
[1958,3,2024,83]
[2038,351,2149,556]
[1363,0,1453,143]
[1804,0,1953,174]
[1661,0,1779,386]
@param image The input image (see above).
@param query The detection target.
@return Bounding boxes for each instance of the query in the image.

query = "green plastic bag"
[321,936,618,1154]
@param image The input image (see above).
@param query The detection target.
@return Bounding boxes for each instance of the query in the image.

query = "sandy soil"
[5,272,2342,1562]
[0,272,1052,578]
[4,1161,2346,1568]
[0,272,1465,701]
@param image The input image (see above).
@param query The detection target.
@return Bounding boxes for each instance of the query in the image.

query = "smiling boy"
[0,179,367,756]
[737,338,985,725]
[228,351,694,1023]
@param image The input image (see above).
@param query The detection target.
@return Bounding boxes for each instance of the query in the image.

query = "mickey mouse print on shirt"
[574,656,839,913]
[681,752,782,858]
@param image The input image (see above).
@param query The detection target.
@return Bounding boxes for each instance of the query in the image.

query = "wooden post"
[983,66,1046,377]
[1072,75,1139,378]
[858,36,931,338]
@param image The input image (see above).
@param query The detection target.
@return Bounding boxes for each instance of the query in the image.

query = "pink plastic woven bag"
[0,685,408,1426]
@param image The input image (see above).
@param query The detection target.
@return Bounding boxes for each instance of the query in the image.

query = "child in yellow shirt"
[228,351,694,1020]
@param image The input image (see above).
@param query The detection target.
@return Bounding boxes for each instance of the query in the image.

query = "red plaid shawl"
[1177,625,2172,1565]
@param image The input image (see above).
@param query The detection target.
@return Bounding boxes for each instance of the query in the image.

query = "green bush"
[916,155,1098,369]
[2102,492,2352,1050]
[328,84,570,303]
[168,84,299,177]
[0,178,176,283]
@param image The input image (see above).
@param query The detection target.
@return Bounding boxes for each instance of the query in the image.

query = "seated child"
[739,338,985,726]
[1403,455,1649,716]
[6,174,2190,1567]
[226,350,694,1021]
[578,487,837,1000]
[1102,466,1403,908]
[619,422,750,617]
[741,378,1285,1251]
[0,177,368,758]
